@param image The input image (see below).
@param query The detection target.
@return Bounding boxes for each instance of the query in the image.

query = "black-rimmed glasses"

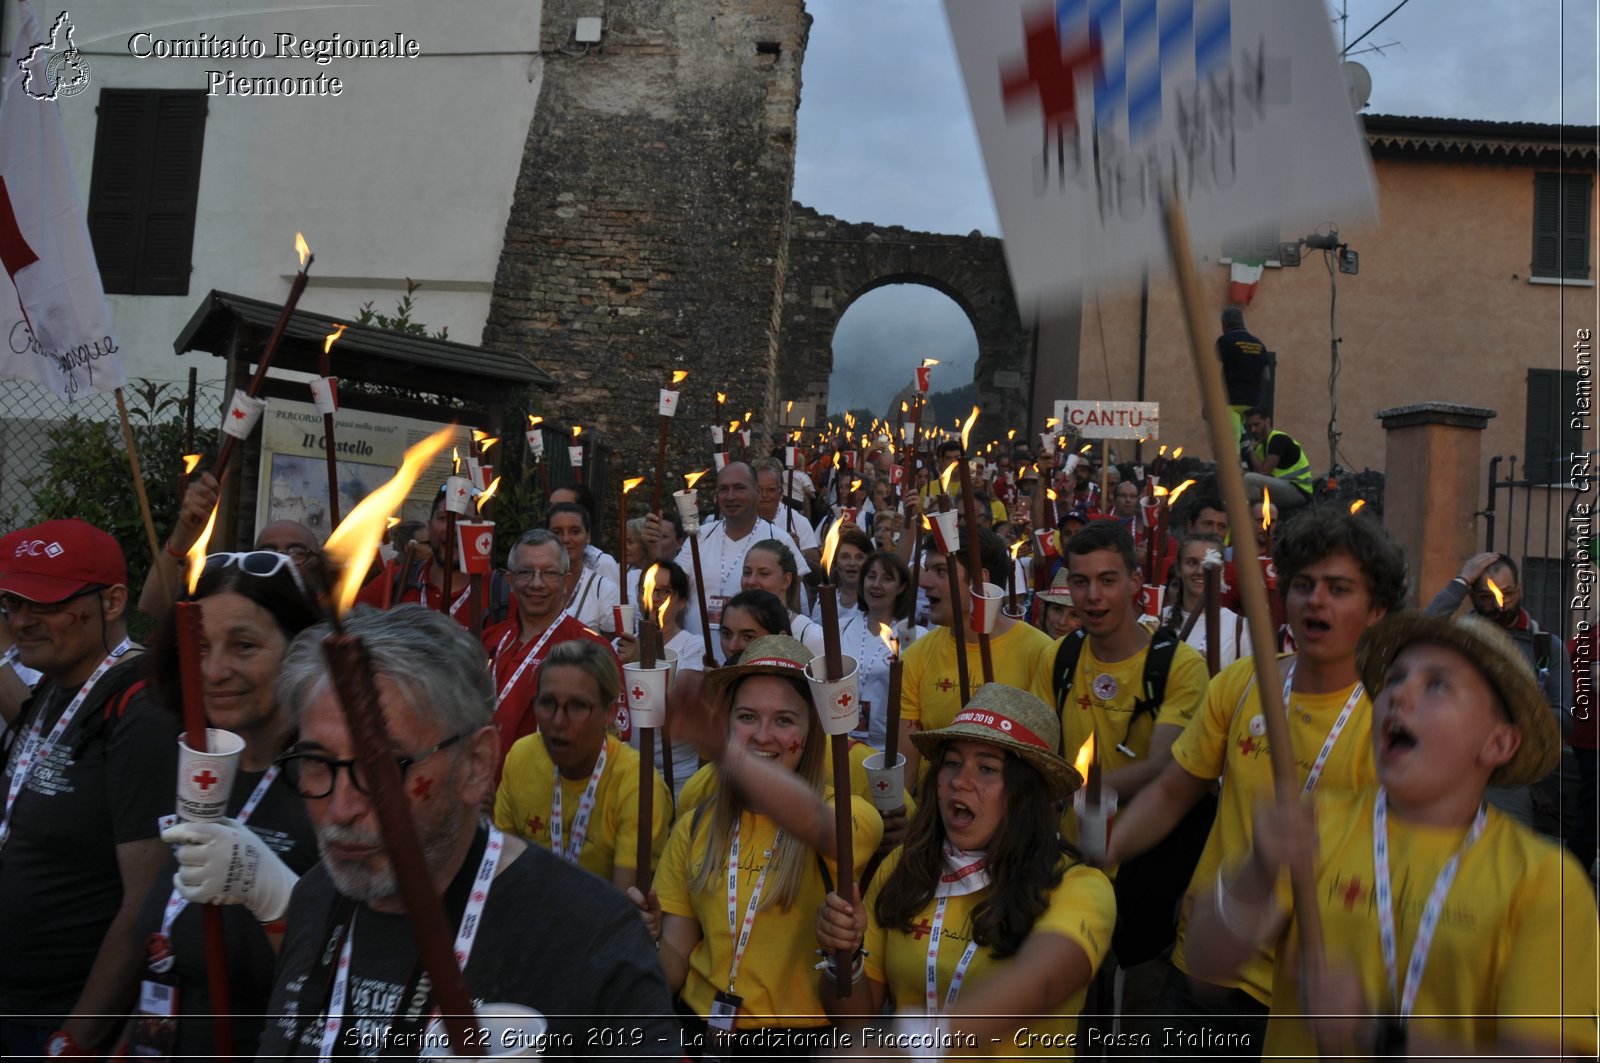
[275,732,468,799]
[0,584,106,619]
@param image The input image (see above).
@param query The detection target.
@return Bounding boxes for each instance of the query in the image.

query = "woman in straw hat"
[1188,613,1598,1059]
[814,683,1115,1053]
[1037,568,1082,641]
[631,634,883,1055]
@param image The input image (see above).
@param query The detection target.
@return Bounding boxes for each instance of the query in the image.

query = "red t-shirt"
[480,614,619,779]
[355,556,485,631]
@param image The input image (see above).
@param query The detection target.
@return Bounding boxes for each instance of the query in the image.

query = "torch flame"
[921,358,940,368]
[528,414,544,427]
[671,370,689,385]
[851,478,863,492]
[786,401,794,414]
[1158,444,1168,457]
[1153,485,1169,498]
[386,516,400,529]
[1046,488,1057,502]
[1261,486,1273,531]
[960,406,980,452]
[716,391,727,404]
[571,425,582,440]
[1010,540,1024,560]
[901,401,909,413]
[877,622,899,659]
[451,446,460,475]
[845,412,855,429]
[821,518,843,573]
[1172,447,1184,460]
[1046,417,1060,429]
[182,453,202,475]
[1007,428,1017,441]
[295,232,310,267]
[622,476,645,495]
[1167,479,1197,505]
[476,476,501,512]
[684,469,710,490]
[324,426,455,613]
[940,460,958,494]
[477,436,499,453]
[1080,444,1093,454]
[642,562,661,619]
[1349,499,1367,514]
[185,504,220,595]
[1073,733,1096,778]
[323,323,347,355]
[729,419,740,433]
[1487,577,1504,609]
[744,411,752,422]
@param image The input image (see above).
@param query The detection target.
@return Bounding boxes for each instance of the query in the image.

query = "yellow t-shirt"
[677,741,914,815]
[1263,788,1599,1057]
[1032,635,1208,846]
[863,850,1116,1058]
[492,733,672,880]
[902,622,1057,734]
[656,797,883,1027]
[1168,655,1376,1003]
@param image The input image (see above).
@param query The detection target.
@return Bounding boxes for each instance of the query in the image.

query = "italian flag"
[1229,260,1265,306]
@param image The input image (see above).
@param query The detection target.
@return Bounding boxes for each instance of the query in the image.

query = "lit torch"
[954,404,995,684]
[618,476,646,607]
[1072,733,1113,862]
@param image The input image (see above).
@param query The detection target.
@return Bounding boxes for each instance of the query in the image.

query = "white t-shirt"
[773,507,819,554]
[567,567,620,634]
[582,543,620,587]
[1177,603,1252,671]
[840,609,928,752]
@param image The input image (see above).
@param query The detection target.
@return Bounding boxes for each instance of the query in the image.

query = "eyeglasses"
[203,551,308,593]
[532,696,599,721]
[507,567,564,586]
[0,584,106,619]
[275,732,467,799]
[255,542,315,564]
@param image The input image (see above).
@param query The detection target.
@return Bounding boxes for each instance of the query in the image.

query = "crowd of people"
[0,400,1594,1060]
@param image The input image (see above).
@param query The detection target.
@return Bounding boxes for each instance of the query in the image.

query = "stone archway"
[777,205,1031,440]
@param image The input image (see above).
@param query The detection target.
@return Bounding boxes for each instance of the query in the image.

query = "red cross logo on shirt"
[1237,736,1256,757]
[999,9,1103,134]
[191,769,219,791]
[526,815,545,836]
[1341,876,1365,911]
[911,918,934,940]
[1077,693,1093,711]
[936,678,954,693]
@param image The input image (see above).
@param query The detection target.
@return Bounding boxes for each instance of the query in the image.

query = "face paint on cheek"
[410,776,434,800]
[788,739,801,755]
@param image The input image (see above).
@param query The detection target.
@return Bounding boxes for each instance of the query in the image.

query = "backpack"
[1050,627,1218,966]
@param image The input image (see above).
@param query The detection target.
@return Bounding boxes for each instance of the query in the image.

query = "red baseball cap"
[0,519,127,602]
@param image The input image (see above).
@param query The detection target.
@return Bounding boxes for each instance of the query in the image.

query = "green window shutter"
[1525,368,1581,484]
[1532,173,1561,277]
[1562,173,1592,280]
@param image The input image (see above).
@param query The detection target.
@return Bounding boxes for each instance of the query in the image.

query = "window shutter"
[1532,173,1561,277]
[1525,369,1559,483]
[87,91,154,294]
[1561,173,1592,280]
[140,94,206,295]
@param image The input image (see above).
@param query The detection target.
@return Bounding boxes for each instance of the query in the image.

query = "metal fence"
[1480,452,1588,639]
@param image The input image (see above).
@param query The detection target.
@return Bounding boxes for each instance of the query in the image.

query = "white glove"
[161,817,298,923]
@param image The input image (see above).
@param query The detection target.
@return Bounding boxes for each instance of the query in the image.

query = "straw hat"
[704,634,815,706]
[1357,612,1560,789]
[1037,568,1074,607]
[912,683,1081,798]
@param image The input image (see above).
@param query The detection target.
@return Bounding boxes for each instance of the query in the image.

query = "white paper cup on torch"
[455,520,495,575]
[673,489,701,532]
[623,661,670,729]
[861,750,906,812]
[525,428,545,455]
[1138,584,1165,619]
[928,509,961,554]
[968,582,1003,635]
[420,1004,548,1059]
[568,445,584,468]
[739,429,750,448]
[711,425,725,445]
[804,654,861,737]
[659,389,680,416]
[712,451,729,472]
[443,475,475,517]
[613,603,636,637]
[222,390,267,440]
[1039,432,1057,455]
[784,445,801,468]
[177,728,245,823]
[308,376,338,415]
[1073,788,1119,864]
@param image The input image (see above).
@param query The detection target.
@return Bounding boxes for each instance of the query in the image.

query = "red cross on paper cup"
[191,769,218,791]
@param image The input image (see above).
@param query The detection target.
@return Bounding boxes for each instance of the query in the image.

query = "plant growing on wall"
[355,278,449,340]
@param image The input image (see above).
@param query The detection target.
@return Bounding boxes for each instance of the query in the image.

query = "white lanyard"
[924,895,980,1014]
[725,819,779,993]
[1372,789,1486,1021]
[0,639,132,849]
[493,621,563,708]
[318,824,504,1062]
[549,742,608,864]
[159,765,280,937]
[1280,661,1363,795]
[421,579,472,617]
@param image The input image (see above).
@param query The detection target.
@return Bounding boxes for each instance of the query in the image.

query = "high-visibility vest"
[1255,430,1312,492]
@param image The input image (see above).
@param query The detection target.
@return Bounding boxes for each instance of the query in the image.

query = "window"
[87,89,207,295]
[1532,172,1592,281]
[1525,368,1583,484]
[1221,225,1281,266]
[1520,556,1570,638]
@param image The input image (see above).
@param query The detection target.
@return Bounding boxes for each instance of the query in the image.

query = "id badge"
[705,989,742,1061]
[127,977,180,1059]
[708,595,728,628]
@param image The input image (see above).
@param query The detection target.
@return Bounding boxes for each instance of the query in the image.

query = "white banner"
[0,7,125,401]
[1054,399,1159,440]
[944,0,1376,308]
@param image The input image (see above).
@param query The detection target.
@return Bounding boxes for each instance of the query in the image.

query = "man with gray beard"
[257,606,672,1059]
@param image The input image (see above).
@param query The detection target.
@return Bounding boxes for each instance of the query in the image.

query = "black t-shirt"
[259,830,676,1060]
[1216,327,1268,406]
[133,765,319,1058]
[0,655,179,1016]
[1261,431,1303,473]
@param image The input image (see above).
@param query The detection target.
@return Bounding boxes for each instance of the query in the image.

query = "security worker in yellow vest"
[1244,408,1312,510]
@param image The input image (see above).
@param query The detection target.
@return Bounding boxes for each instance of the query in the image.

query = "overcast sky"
[797,0,1600,414]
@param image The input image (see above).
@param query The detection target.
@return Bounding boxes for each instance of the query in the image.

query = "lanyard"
[1280,661,1363,795]
[549,741,608,864]
[725,819,780,993]
[0,639,132,849]
[1372,790,1485,1023]
[924,895,980,1014]
[493,621,563,708]
[316,824,504,1062]
[421,579,472,617]
[159,765,280,938]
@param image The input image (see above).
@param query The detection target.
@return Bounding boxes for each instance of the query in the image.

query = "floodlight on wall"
[575,17,603,43]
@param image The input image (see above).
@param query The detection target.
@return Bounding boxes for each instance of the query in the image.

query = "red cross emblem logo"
[999,8,1103,134]
[191,769,219,791]
[936,678,954,693]
[631,685,647,703]
[835,691,853,710]
[526,815,545,836]
[875,779,890,792]
[230,407,247,420]
[410,776,433,799]
[911,918,934,940]
[1078,693,1093,711]
[1237,736,1256,757]
[1341,876,1365,911]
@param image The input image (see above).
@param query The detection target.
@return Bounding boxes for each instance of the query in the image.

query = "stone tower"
[483,0,811,503]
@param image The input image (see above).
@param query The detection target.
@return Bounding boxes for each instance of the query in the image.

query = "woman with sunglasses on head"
[815,685,1115,1054]
[741,539,825,657]
[134,550,326,1059]
[493,639,671,893]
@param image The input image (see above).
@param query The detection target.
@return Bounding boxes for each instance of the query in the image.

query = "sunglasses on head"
[201,551,308,593]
